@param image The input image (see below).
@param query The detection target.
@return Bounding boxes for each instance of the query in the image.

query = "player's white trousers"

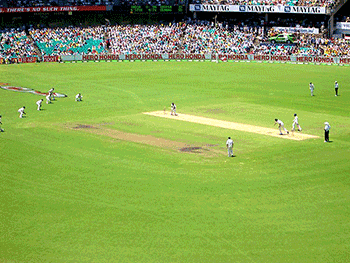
[279,125,288,133]
[292,123,301,131]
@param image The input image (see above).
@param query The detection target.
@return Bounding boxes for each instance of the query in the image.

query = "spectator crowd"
[0,29,38,61]
[29,26,107,56]
[107,24,185,54]
[1,21,350,62]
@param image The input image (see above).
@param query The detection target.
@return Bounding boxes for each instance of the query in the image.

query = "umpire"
[334,81,339,96]
[324,122,331,142]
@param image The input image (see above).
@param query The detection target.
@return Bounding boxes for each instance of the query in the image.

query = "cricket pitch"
[143,111,319,141]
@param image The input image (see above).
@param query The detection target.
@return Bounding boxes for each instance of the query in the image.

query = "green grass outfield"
[1,61,349,262]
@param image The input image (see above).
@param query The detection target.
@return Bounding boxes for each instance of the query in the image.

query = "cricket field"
[1,61,349,262]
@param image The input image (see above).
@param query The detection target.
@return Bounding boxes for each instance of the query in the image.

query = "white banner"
[59,53,350,64]
[273,26,319,34]
[61,55,76,61]
[189,4,327,14]
[336,22,350,30]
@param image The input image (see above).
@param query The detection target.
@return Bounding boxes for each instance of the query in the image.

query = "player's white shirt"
[76,94,82,99]
[18,107,25,113]
[277,120,284,126]
[171,103,176,110]
[335,83,339,88]
[325,124,331,131]
[49,88,54,93]
[226,139,234,148]
[309,83,314,90]
[293,116,299,124]
[36,99,42,105]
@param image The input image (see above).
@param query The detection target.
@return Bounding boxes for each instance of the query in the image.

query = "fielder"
[75,93,83,102]
[18,106,26,118]
[36,99,43,111]
[171,103,177,116]
[334,81,339,96]
[309,82,315,96]
[0,115,3,132]
[48,88,55,100]
[226,137,234,157]
[274,119,289,135]
[292,113,302,132]
[46,93,51,104]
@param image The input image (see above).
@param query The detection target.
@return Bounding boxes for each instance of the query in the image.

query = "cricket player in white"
[46,94,51,104]
[309,82,315,96]
[18,106,26,118]
[292,113,302,132]
[226,137,234,157]
[171,103,177,116]
[36,99,43,111]
[75,93,83,101]
[0,115,3,132]
[48,88,55,100]
[274,119,289,135]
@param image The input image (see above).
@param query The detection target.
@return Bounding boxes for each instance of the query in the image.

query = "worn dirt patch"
[143,111,319,141]
[69,125,222,156]
[180,146,208,153]
[73,124,97,129]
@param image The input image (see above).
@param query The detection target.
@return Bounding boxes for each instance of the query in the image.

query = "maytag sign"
[336,22,350,30]
[189,4,327,14]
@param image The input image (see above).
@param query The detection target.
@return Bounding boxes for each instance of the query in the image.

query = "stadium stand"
[0,21,348,60]
[29,26,107,55]
[181,22,258,54]
[107,23,185,54]
[0,29,38,60]
[0,0,349,62]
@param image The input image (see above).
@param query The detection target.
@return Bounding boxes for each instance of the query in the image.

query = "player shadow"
[327,141,333,143]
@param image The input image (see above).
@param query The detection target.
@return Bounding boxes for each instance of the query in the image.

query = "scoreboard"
[130,5,184,14]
